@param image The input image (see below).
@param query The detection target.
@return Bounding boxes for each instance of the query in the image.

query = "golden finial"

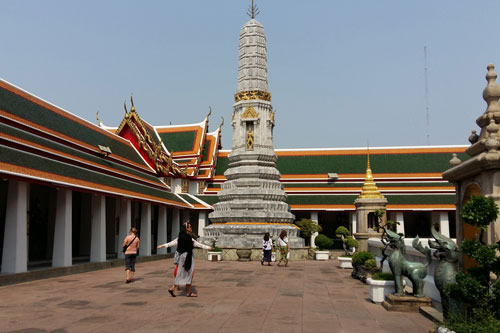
[247,0,259,19]
[207,106,212,119]
[130,94,135,112]
[123,100,128,114]
[358,146,384,199]
[219,116,224,129]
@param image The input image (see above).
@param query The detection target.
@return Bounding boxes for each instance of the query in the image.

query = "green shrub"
[335,226,349,238]
[443,195,500,329]
[344,236,359,250]
[212,247,222,252]
[295,219,322,246]
[372,272,393,281]
[363,258,378,270]
[314,234,333,250]
[352,251,375,265]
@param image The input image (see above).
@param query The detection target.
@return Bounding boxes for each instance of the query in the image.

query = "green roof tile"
[0,145,185,204]
[0,87,148,167]
[158,131,196,153]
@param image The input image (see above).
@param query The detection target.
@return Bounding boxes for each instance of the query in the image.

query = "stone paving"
[0,259,435,333]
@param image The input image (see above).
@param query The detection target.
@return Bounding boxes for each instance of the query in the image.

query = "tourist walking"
[277,230,289,267]
[261,232,273,266]
[123,227,140,283]
[157,221,212,297]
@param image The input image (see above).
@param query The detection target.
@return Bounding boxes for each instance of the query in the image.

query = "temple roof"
[202,146,468,211]
[0,79,190,208]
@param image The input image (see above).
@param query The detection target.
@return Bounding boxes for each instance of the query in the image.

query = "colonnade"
[308,210,452,248]
[0,180,209,274]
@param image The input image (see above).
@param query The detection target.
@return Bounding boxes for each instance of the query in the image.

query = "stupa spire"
[235,2,269,101]
[247,0,260,19]
[358,151,384,199]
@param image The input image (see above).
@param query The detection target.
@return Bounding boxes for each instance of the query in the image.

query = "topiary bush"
[314,234,333,250]
[335,226,349,238]
[443,195,500,331]
[352,251,375,265]
[295,218,322,246]
[363,258,378,271]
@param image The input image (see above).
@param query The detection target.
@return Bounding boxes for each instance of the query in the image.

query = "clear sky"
[2,1,500,150]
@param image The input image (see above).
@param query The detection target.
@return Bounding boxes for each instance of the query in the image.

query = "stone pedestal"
[382,294,432,312]
[236,248,252,261]
[202,223,304,249]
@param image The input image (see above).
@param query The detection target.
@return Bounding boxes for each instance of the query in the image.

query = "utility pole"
[424,46,430,145]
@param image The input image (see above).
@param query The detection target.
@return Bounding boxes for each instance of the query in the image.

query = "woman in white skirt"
[157,221,211,297]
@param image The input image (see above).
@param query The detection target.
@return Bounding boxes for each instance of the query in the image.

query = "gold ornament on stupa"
[358,153,384,199]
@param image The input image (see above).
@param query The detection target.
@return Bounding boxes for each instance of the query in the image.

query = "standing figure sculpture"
[384,228,431,297]
[428,226,461,319]
[246,128,254,150]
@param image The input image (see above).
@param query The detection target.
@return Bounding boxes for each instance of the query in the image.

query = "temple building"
[0,7,469,274]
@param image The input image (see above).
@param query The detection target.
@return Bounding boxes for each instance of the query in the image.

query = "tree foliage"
[314,234,333,250]
[295,218,322,246]
[444,195,500,330]
[461,196,498,231]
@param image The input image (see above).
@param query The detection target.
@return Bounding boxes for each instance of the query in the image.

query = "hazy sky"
[2,1,499,150]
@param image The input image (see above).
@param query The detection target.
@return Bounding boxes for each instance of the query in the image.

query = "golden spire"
[358,151,384,199]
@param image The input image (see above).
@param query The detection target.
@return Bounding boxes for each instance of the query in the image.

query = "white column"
[351,212,357,234]
[90,194,106,262]
[439,212,450,238]
[396,212,405,235]
[171,208,180,253]
[140,203,151,256]
[52,188,72,267]
[117,199,131,259]
[310,211,319,248]
[1,180,28,273]
[157,205,167,254]
[198,211,207,237]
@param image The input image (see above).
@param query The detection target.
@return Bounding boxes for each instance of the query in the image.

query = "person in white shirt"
[261,232,273,266]
[277,230,290,267]
[157,221,212,297]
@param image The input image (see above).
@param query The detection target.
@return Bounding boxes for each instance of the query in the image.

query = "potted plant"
[352,250,378,281]
[335,226,359,269]
[314,234,332,260]
[367,272,395,303]
[207,247,222,261]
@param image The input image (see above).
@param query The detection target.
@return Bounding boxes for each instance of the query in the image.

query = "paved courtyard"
[0,258,435,333]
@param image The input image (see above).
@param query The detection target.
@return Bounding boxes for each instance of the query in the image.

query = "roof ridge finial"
[247,0,259,19]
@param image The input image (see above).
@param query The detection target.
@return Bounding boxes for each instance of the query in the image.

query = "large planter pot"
[367,278,395,303]
[315,250,329,261]
[338,256,353,269]
[207,251,222,261]
[236,249,252,262]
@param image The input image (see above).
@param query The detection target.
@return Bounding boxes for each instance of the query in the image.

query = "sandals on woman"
[186,292,198,297]
[168,289,176,297]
